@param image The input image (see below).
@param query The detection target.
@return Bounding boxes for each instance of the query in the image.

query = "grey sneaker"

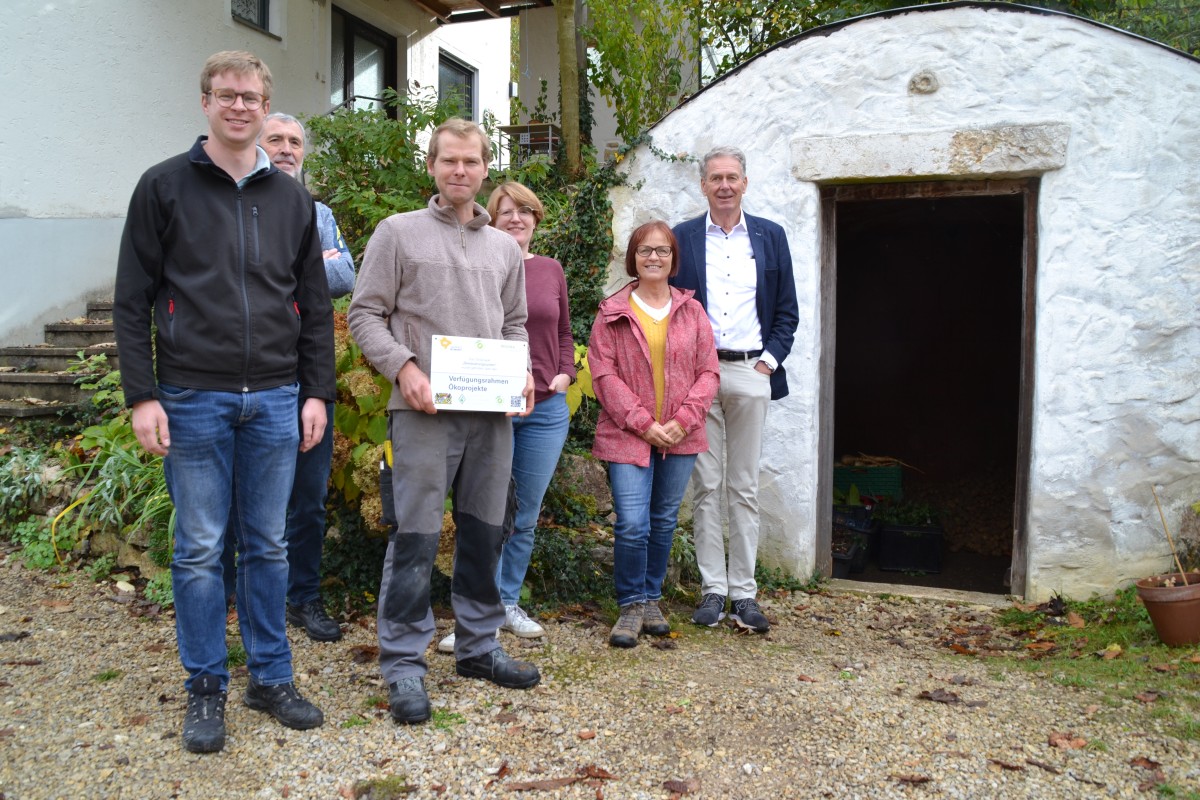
[729,597,770,633]
[182,675,226,753]
[642,601,671,637]
[388,676,431,724]
[243,679,324,730]
[501,604,545,638]
[691,593,727,627]
[609,602,645,648]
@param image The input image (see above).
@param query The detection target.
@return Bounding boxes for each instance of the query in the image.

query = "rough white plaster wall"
[613,6,1200,599]
[0,0,509,342]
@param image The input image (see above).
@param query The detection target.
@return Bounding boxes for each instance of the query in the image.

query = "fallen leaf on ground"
[1097,643,1122,660]
[665,705,685,714]
[576,765,614,780]
[1134,690,1163,703]
[893,774,931,784]
[796,674,819,683]
[578,729,596,740]
[917,688,961,704]
[1025,641,1055,652]
[650,639,677,650]
[348,645,378,664]
[1066,611,1085,628]
[1130,756,1161,769]
[661,777,699,794]
[1048,731,1087,749]
[508,777,578,791]
[1151,663,1177,673]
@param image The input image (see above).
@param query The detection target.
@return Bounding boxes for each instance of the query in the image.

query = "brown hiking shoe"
[609,603,645,648]
[642,601,671,637]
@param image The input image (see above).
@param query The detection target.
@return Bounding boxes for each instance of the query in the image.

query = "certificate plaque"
[429,335,528,412]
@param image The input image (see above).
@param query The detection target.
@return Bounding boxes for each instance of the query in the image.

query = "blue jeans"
[495,392,570,606]
[607,453,697,607]
[221,399,334,606]
[159,382,300,691]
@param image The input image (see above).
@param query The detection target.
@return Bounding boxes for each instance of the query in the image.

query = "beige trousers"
[691,359,772,600]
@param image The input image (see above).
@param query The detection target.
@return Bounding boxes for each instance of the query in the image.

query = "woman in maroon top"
[439,182,575,653]
[589,221,719,647]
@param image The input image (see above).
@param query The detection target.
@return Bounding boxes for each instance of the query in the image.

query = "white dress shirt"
[704,212,778,370]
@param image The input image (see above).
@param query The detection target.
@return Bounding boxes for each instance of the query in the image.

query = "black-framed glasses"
[207,89,266,110]
[635,245,673,258]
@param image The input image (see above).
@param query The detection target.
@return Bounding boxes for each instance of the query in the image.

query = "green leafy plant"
[303,84,470,259]
[67,351,124,413]
[64,411,175,568]
[526,526,612,606]
[87,553,117,583]
[10,517,64,570]
[144,572,174,608]
[0,447,52,525]
[341,715,370,729]
[94,669,122,682]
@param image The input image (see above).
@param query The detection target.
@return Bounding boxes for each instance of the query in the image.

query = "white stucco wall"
[613,4,1200,600]
[1,0,509,344]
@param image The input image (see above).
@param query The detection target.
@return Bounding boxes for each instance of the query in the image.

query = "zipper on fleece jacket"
[237,193,252,392]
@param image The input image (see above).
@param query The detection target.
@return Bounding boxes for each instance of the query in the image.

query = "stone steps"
[0,300,115,418]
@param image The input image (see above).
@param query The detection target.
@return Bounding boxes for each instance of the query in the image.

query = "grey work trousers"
[378,411,512,683]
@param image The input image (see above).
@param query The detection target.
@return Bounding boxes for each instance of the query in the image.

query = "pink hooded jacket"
[589,282,720,467]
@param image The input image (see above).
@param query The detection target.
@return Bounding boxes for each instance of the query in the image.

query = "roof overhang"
[412,0,553,25]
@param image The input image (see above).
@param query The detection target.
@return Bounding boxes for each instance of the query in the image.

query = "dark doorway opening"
[831,189,1026,593]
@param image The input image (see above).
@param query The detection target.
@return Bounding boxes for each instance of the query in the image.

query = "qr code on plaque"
[510,396,524,408]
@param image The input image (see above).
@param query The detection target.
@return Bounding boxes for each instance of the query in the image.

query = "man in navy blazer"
[671,146,799,634]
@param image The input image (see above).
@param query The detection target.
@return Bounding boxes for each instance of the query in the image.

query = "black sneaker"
[182,675,227,753]
[456,648,541,689]
[691,593,727,627]
[243,679,324,730]
[729,597,770,633]
[286,598,343,642]
[388,676,431,725]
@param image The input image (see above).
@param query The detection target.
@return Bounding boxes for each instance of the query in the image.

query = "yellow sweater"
[630,297,669,421]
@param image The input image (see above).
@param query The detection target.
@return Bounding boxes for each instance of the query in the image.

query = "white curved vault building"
[611,2,1200,601]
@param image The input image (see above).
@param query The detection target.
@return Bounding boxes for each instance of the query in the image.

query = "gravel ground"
[1,554,1198,800]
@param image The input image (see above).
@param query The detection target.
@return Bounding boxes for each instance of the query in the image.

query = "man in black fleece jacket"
[113,51,334,754]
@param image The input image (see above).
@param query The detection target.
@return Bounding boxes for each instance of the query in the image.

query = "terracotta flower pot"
[1135,572,1200,647]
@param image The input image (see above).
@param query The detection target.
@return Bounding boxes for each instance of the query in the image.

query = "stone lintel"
[790,123,1071,182]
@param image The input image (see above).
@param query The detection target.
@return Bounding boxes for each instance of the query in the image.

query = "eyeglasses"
[497,206,536,220]
[207,89,266,110]
[635,245,673,258]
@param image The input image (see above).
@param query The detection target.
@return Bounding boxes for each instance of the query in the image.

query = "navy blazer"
[670,212,800,400]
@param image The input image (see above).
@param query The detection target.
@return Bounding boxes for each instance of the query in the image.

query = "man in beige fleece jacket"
[347,118,538,725]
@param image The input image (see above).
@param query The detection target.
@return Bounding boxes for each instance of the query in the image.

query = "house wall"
[612,5,1200,600]
[0,0,509,344]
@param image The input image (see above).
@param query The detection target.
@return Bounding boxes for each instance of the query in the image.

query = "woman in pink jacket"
[589,220,719,648]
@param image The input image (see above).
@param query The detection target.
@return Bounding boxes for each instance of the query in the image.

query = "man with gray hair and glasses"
[671,146,799,634]
[221,111,355,643]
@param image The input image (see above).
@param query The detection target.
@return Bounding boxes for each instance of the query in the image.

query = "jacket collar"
[427,195,491,230]
[189,136,274,184]
[597,281,695,322]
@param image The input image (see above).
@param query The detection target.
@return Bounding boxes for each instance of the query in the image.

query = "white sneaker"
[501,605,545,638]
[436,632,455,653]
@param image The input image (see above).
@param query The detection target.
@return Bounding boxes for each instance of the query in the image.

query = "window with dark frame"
[438,52,475,120]
[232,0,269,30]
[331,6,398,119]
